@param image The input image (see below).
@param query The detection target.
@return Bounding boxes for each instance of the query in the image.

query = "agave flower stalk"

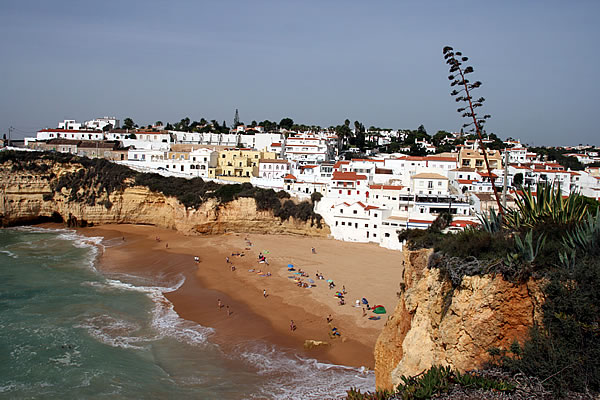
[443,46,504,215]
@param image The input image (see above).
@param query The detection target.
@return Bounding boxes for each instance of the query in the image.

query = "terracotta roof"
[332,171,367,181]
[457,179,475,184]
[477,172,499,178]
[351,158,385,163]
[283,174,297,180]
[333,160,350,169]
[270,143,282,147]
[300,165,317,169]
[369,184,405,190]
[408,219,434,224]
[451,220,479,227]
[412,172,448,180]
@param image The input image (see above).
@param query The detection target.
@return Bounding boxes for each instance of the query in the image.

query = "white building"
[36,128,104,141]
[258,159,291,179]
[84,117,120,130]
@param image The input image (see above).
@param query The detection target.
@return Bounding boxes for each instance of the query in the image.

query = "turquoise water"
[0,227,373,399]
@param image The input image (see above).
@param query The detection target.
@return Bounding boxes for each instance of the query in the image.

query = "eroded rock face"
[374,249,544,390]
[0,161,329,237]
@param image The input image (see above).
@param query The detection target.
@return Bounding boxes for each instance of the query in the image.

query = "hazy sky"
[1,1,598,146]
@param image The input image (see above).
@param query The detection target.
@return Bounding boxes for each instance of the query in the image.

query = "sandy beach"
[75,224,404,369]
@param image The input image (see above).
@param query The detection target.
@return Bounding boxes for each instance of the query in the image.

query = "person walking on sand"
[263,289,267,298]
[217,299,222,310]
[311,247,316,254]
[227,305,232,316]
[326,315,333,324]
[290,320,296,331]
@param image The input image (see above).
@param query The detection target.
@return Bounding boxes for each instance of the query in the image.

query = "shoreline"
[64,223,403,369]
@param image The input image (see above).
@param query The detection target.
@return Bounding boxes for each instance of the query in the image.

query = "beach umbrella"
[327,279,334,283]
[373,306,387,314]
[287,264,294,268]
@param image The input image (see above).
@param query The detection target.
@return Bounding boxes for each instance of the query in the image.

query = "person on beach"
[342,285,347,294]
[231,265,236,272]
[227,305,232,316]
[263,289,267,298]
[165,243,168,248]
[362,308,367,317]
[226,256,230,264]
[290,320,296,331]
[217,299,222,310]
[326,315,333,324]
[311,247,316,254]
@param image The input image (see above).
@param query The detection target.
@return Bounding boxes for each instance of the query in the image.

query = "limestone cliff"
[374,249,544,390]
[0,160,329,237]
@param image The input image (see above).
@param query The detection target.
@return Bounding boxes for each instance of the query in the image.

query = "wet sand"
[75,224,404,368]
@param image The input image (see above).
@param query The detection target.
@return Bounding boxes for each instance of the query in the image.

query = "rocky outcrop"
[0,161,329,237]
[375,249,544,390]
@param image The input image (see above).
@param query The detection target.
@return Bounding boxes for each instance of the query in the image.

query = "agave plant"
[562,210,600,252]
[559,211,600,269]
[478,208,503,233]
[504,183,589,230]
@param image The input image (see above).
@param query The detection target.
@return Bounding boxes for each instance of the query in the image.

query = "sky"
[1,0,598,146]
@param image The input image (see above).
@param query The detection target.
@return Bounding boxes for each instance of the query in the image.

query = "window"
[428,181,433,189]
[373,233,377,238]
[335,221,338,226]
[355,223,358,228]
[353,210,357,214]
[438,181,442,186]
[340,209,343,214]
[374,225,377,228]
[341,222,345,226]
[365,224,369,227]
[385,233,390,237]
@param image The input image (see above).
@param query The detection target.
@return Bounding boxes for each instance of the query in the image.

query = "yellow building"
[458,148,502,171]
[208,148,277,181]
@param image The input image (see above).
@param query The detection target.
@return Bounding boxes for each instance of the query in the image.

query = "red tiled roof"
[333,160,350,169]
[332,171,367,181]
[457,179,475,184]
[369,184,405,190]
[283,174,296,180]
[271,143,282,147]
[351,158,385,163]
[451,220,479,227]
[478,172,498,178]
[408,219,433,224]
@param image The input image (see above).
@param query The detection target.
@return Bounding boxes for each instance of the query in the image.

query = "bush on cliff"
[399,185,600,395]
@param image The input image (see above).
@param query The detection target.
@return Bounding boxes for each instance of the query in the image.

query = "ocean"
[0,227,374,399]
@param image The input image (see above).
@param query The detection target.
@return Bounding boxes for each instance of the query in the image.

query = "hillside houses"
[18,117,600,252]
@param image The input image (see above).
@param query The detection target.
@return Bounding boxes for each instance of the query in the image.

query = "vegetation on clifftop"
[398,185,600,397]
[0,150,323,226]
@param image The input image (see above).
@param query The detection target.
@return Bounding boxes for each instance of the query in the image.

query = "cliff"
[0,159,329,237]
[374,249,544,390]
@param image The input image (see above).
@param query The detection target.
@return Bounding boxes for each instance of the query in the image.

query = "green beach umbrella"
[373,306,387,314]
